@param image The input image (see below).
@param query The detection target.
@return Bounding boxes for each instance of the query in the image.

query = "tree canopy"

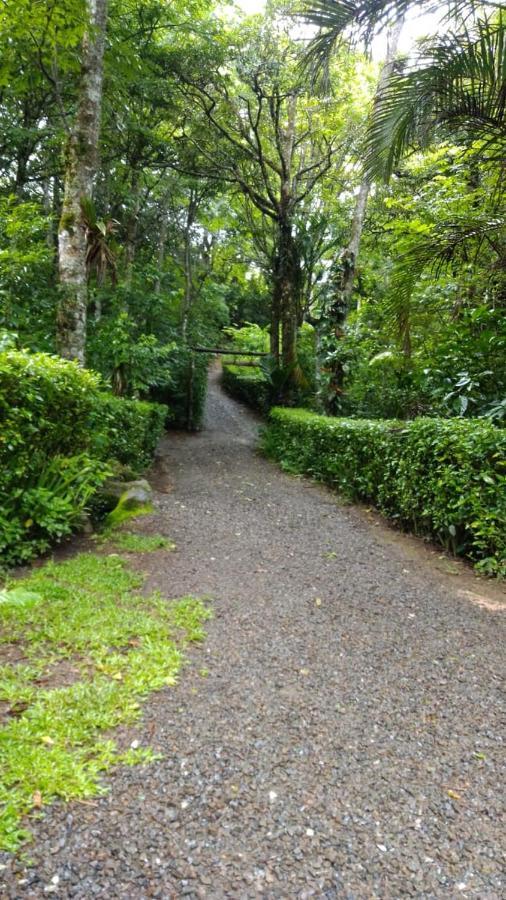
[0,0,503,417]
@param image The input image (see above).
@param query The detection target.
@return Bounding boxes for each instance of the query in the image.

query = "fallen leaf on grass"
[32,791,42,809]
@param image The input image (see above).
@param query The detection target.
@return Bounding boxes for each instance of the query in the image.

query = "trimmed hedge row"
[263,408,506,576]
[221,365,270,413]
[0,350,168,565]
[90,394,167,472]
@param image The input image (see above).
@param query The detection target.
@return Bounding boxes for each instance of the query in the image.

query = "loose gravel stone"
[0,368,504,898]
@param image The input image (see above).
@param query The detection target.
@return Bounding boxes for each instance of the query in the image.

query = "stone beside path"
[1,368,505,898]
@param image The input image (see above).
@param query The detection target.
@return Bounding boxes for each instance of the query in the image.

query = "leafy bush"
[263,408,506,576]
[222,364,270,412]
[0,351,168,565]
[0,198,55,351]
[87,312,176,397]
[150,348,209,431]
[0,351,111,564]
[91,394,168,472]
[222,322,269,354]
[0,349,101,454]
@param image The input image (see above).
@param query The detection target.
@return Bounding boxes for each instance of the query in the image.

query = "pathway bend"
[2,368,505,899]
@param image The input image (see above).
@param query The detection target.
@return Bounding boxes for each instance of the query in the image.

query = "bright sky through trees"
[232,0,440,56]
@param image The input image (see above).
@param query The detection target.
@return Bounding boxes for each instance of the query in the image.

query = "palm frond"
[302,2,497,47]
[384,214,506,340]
[301,2,501,79]
[364,14,506,179]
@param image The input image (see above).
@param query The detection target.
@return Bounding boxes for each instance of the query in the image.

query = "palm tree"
[364,11,506,306]
[362,14,506,180]
[303,2,505,172]
[303,1,503,56]
[303,1,505,314]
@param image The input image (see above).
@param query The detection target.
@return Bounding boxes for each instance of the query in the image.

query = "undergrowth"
[0,552,210,851]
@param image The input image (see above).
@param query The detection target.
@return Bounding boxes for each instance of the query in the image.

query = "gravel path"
[2,369,505,899]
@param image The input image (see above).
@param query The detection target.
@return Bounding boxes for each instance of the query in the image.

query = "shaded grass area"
[103,532,176,554]
[0,552,210,851]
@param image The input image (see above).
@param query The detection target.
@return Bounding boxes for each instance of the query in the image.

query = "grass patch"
[0,553,210,851]
[106,533,175,554]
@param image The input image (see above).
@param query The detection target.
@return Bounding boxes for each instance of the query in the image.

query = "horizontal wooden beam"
[225,360,261,367]
[191,347,268,357]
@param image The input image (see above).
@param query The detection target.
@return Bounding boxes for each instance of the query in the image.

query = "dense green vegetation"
[0,351,167,565]
[0,0,504,564]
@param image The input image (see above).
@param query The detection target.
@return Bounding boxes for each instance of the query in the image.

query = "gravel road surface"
[1,368,504,899]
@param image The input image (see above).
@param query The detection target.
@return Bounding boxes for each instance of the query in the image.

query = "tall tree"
[175,26,341,385]
[57,0,108,363]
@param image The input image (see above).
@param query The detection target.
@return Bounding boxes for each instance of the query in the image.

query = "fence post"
[186,351,195,432]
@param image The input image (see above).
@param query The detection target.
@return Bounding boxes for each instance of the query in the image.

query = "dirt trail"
[2,368,505,899]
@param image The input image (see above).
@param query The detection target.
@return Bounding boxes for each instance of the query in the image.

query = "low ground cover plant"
[103,532,175,553]
[263,408,506,576]
[0,551,210,850]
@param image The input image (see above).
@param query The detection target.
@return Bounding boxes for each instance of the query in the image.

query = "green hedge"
[0,351,168,565]
[263,408,506,576]
[90,394,167,472]
[0,352,107,564]
[150,348,208,431]
[222,364,270,412]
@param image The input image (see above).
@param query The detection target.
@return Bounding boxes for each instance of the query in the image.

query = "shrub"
[222,365,270,412]
[91,394,168,472]
[150,348,209,431]
[0,351,168,566]
[0,349,101,455]
[0,351,110,565]
[263,408,506,576]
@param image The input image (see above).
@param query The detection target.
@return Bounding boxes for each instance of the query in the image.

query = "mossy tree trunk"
[181,190,199,341]
[277,219,301,374]
[57,0,108,364]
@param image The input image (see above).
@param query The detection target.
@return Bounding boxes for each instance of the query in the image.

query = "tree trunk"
[154,211,169,295]
[181,192,197,341]
[340,17,404,309]
[181,230,192,341]
[276,218,302,397]
[124,172,142,283]
[270,252,281,363]
[56,0,108,364]
[276,93,302,393]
